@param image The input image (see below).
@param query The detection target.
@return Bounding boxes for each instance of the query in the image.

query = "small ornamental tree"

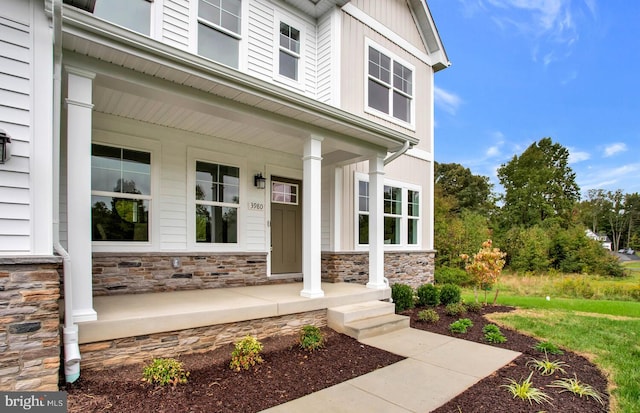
[463,240,506,305]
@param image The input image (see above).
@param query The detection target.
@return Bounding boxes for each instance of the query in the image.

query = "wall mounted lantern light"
[254,173,266,189]
[0,129,11,164]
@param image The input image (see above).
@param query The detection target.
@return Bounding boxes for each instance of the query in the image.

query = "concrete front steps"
[327,300,409,340]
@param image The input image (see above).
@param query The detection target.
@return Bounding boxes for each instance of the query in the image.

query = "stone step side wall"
[322,251,435,288]
[0,257,62,391]
[90,252,271,296]
[79,309,326,371]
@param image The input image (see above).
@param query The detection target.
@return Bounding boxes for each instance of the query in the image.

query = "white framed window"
[273,11,306,89]
[271,181,299,205]
[93,0,154,36]
[195,161,240,244]
[365,40,415,127]
[197,0,242,68]
[91,143,152,243]
[356,174,421,248]
[278,22,301,81]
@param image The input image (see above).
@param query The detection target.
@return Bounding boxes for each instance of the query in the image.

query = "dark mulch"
[63,328,404,413]
[408,305,610,413]
[64,305,610,413]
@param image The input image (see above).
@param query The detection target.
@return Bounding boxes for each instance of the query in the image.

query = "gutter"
[384,140,411,166]
[52,0,81,384]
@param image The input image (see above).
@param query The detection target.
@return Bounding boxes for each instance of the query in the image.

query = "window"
[278,22,300,81]
[357,178,420,247]
[271,181,298,204]
[91,144,151,242]
[93,0,152,35]
[198,0,242,68]
[195,161,239,243]
[367,45,414,123]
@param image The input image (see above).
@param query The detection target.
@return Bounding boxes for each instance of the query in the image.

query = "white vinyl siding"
[0,4,31,253]
[163,0,191,49]
[316,10,335,105]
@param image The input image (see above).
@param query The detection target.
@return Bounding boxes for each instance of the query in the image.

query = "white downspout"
[52,0,81,383]
[384,140,411,166]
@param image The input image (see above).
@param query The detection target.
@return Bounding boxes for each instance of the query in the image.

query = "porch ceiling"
[60,5,419,162]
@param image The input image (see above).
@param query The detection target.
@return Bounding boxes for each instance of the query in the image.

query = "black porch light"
[0,129,11,164]
[254,173,266,189]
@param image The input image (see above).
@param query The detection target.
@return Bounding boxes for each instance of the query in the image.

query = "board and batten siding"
[0,6,31,253]
[162,0,190,50]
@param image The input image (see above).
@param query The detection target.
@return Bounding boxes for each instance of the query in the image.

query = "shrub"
[434,266,473,286]
[533,341,563,355]
[449,318,473,334]
[416,284,440,306]
[439,283,462,305]
[391,283,415,312]
[549,375,605,406]
[230,336,264,371]
[465,301,483,313]
[527,353,568,376]
[299,325,324,352]
[502,372,553,405]
[417,308,440,323]
[482,324,501,335]
[445,302,467,316]
[482,324,506,343]
[142,358,189,387]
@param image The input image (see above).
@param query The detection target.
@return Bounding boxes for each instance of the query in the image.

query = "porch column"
[367,154,386,289]
[65,66,97,322]
[300,136,324,298]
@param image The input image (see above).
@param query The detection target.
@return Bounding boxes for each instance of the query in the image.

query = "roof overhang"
[407,0,451,72]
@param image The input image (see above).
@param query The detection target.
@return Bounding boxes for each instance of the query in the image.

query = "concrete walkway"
[261,328,520,413]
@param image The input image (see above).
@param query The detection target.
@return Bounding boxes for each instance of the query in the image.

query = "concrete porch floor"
[78,282,390,344]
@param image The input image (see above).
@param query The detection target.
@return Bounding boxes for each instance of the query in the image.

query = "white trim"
[364,38,416,130]
[354,172,422,251]
[186,146,247,252]
[330,6,342,107]
[272,9,306,91]
[406,147,433,162]
[90,132,161,252]
[342,3,432,66]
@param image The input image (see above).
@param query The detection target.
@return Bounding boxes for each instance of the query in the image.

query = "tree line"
[435,137,637,277]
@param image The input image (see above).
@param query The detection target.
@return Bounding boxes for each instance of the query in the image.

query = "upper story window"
[366,44,414,124]
[198,0,242,68]
[195,161,240,243]
[91,144,151,242]
[357,176,421,247]
[278,22,300,81]
[93,0,152,36]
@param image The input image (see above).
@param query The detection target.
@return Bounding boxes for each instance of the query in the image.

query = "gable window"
[357,177,420,247]
[198,0,242,68]
[278,22,300,81]
[367,44,414,124]
[93,0,152,35]
[91,144,151,242]
[195,161,239,243]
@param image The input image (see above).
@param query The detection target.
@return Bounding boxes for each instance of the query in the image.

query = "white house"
[0,0,448,390]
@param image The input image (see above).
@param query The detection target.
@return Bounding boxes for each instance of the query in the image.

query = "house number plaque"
[248,202,264,211]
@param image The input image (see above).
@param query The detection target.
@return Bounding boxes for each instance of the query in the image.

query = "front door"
[270,177,302,274]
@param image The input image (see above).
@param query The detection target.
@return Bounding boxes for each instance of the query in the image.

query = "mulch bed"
[64,305,610,412]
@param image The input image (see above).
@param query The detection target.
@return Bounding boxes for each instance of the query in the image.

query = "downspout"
[384,140,411,166]
[52,0,82,383]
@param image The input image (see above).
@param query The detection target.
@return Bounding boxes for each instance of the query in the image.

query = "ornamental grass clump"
[230,336,264,371]
[445,302,467,317]
[299,325,324,352]
[527,352,568,376]
[502,372,553,405]
[549,375,605,406]
[142,358,189,387]
[417,308,439,323]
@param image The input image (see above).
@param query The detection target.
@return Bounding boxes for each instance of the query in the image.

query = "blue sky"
[428,0,640,197]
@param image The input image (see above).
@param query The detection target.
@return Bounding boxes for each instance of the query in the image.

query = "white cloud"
[486,146,501,157]
[568,148,590,164]
[577,163,640,193]
[604,143,627,157]
[434,86,463,115]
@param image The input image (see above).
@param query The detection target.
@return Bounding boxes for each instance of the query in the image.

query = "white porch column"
[367,154,386,289]
[65,66,97,322]
[300,136,324,298]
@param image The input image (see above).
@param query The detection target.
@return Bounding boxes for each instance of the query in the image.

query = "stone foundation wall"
[0,257,62,391]
[322,250,435,288]
[79,310,326,370]
[91,252,273,296]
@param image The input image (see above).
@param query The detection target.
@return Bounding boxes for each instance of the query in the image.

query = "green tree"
[497,138,580,229]
[435,162,494,214]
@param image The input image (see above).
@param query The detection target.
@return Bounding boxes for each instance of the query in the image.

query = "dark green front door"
[270,177,302,274]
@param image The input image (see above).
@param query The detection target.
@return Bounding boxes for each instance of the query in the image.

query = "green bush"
[299,325,324,352]
[465,301,483,313]
[482,324,507,343]
[445,302,467,316]
[230,336,264,371]
[482,324,501,335]
[439,283,462,305]
[434,266,473,286]
[391,283,415,312]
[533,341,563,355]
[449,318,473,334]
[142,358,189,387]
[416,284,440,306]
[417,308,440,323]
